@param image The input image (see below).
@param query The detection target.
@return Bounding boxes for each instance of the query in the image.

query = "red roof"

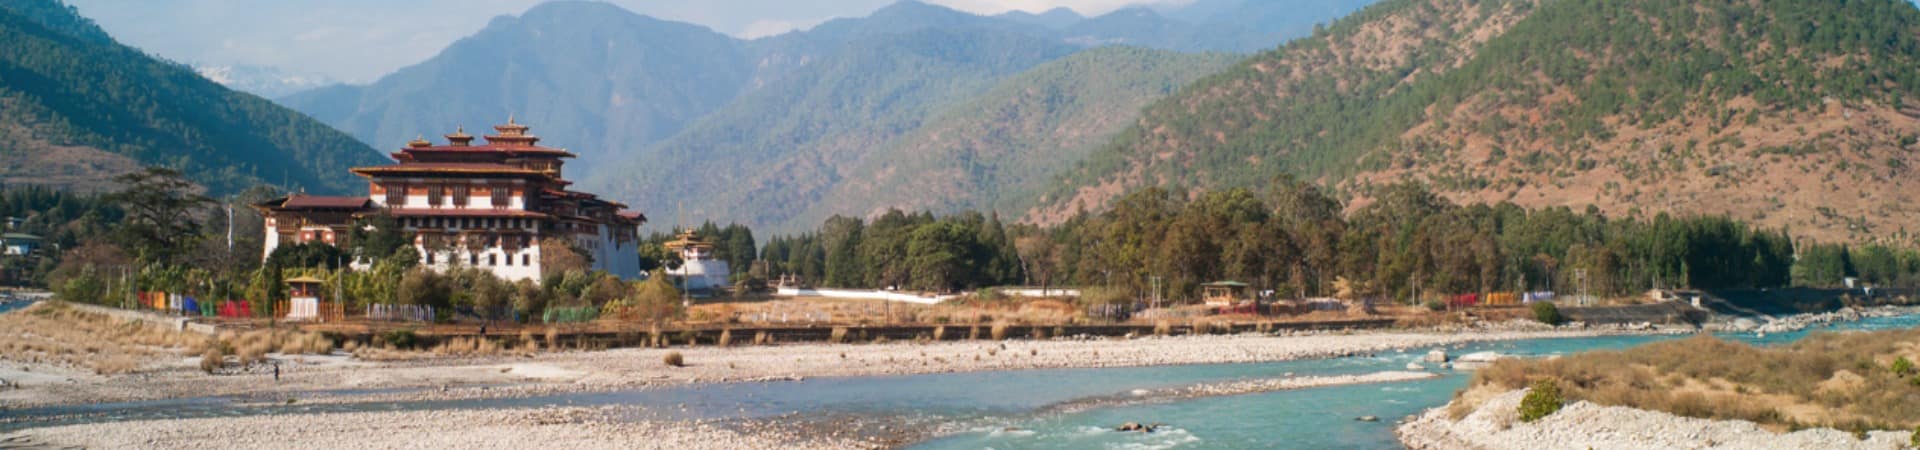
[396,144,574,157]
[352,162,543,176]
[381,208,552,218]
[281,196,371,209]
[540,188,596,199]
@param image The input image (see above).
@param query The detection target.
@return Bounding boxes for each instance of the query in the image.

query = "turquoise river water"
[4,313,1918,449]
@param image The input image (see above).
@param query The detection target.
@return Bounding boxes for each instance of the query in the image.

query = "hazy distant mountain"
[995,7,1082,29]
[790,46,1238,230]
[0,0,386,194]
[589,25,1079,230]
[194,64,335,99]
[278,0,1392,231]
[279,1,756,170]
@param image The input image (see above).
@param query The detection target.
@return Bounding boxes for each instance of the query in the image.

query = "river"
[5,313,1918,449]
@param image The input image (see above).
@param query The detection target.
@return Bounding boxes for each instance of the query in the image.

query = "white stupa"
[664,230,730,291]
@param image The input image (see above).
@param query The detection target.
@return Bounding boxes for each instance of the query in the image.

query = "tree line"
[762,177,1909,303]
[20,169,1920,316]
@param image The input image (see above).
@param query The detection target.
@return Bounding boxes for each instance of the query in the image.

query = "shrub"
[381,329,418,349]
[663,351,684,367]
[200,347,224,373]
[1892,356,1913,376]
[1532,301,1565,326]
[1910,425,1918,447]
[1424,299,1446,312]
[1518,379,1564,422]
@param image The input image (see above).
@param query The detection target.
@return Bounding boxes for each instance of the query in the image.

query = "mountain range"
[276,0,1372,232]
[24,0,1920,244]
[194,64,336,99]
[1035,0,1920,244]
[0,0,387,195]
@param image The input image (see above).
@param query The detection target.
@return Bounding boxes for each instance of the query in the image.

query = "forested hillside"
[0,1,387,195]
[1038,0,1920,244]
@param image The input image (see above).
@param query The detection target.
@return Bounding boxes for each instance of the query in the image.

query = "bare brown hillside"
[0,122,141,192]
[1350,97,1920,244]
[1032,0,1920,245]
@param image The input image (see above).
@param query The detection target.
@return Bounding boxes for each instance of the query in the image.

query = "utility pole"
[225,203,234,256]
[1149,276,1162,309]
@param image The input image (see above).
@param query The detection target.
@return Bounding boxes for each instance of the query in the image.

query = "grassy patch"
[1466,329,1920,430]
[0,302,211,374]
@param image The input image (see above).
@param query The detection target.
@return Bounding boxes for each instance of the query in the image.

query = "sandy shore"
[1397,388,1913,450]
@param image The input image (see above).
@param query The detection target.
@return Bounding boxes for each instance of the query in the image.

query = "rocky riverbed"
[1397,388,1913,450]
[6,406,876,449]
[0,312,1687,448]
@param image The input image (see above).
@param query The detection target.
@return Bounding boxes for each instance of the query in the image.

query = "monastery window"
[425,252,435,265]
[427,184,445,207]
[492,185,509,208]
[488,254,497,266]
[523,254,530,266]
[452,184,470,208]
[470,254,478,266]
[386,183,407,206]
[505,252,513,266]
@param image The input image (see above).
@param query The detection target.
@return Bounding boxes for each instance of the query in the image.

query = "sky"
[63,0,1197,84]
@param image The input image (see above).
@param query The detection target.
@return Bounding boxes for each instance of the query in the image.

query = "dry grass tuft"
[829,327,849,344]
[1466,329,1920,431]
[990,321,1010,341]
[0,302,214,374]
[663,351,684,367]
[717,329,733,348]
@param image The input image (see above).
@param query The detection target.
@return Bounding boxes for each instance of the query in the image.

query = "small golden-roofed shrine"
[663,229,713,251]
[663,229,731,291]
[1201,281,1250,307]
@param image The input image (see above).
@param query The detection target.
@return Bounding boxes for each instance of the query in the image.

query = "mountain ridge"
[0,0,388,194]
[1035,0,1920,244]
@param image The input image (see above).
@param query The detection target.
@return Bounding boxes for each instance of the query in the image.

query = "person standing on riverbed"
[273,362,280,381]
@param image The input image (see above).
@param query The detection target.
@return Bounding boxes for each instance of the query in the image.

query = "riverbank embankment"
[1398,388,1913,449]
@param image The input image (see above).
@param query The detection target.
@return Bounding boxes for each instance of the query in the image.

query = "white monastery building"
[252,119,645,281]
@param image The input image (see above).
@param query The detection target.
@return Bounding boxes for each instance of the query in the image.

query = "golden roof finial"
[507,113,516,125]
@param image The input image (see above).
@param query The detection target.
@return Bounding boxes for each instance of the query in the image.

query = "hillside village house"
[252,119,645,282]
[1,232,41,256]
